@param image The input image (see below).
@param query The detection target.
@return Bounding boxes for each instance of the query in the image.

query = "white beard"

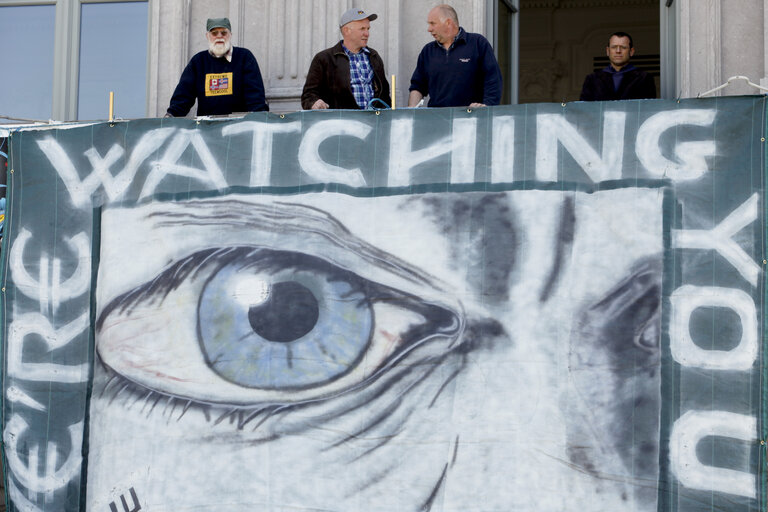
[208,40,231,58]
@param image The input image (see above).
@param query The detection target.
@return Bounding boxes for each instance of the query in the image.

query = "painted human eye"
[96,245,462,406]
[198,250,371,390]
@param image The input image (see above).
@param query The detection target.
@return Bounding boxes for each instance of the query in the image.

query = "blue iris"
[197,250,374,390]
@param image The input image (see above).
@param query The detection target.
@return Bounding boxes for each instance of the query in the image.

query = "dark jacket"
[167,47,268,117]
[301,41,391,110]
[579,66,656,101]
[409,28,502,107]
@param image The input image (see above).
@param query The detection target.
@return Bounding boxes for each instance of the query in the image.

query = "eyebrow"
[135,197,458,304]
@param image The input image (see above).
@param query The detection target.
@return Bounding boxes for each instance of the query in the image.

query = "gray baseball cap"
[339,8,377,28]
[206,17,231,32]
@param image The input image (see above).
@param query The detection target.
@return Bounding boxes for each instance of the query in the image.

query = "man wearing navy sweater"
[166,18,268,117]
[408,4,502,108]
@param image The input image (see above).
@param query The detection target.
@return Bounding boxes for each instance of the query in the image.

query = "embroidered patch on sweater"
[205,73,233,96]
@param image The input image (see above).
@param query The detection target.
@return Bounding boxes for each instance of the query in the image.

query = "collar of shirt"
[603,63,636,75]
[342,44,370,57]
[437,27,467,51]
[209,46,233,62]
[603,63,636,91]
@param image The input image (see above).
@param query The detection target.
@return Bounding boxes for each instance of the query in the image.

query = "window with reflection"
[0,5,56,121]
[0,0,148,123]
[78,1,148,120]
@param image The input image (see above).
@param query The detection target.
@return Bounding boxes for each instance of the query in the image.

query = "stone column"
[720,0,764,95]
[764,0,768,88]
[678,0,765,97]
[677,0,721,98]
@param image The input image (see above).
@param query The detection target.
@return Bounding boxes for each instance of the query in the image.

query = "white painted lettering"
[673,193,761,286]
[450,118,478,183]
[491,116,515,182]
[536,111,626,182]
[670,410,756,498]
[6,386,46,412]
[142,129,228,199]
[636,109,716,180]
[7,478,41,512]
[37,128,174,208]
[387,118,454,187]
[222,120,301,186]
[4,415,83,494]
[670,285,757,370]
[7,313,90,383]
[298,120,371,186]
[10,230,91,312]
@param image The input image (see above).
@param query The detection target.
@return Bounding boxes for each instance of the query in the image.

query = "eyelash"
[97,248,263,327]
[98,246,382,322]
[95,243,466,433]
[99,364,291,432]
[97,344,467,436]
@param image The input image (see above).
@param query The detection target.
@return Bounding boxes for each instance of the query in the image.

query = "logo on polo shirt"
[460,58,471,63]
[205,73,233,96]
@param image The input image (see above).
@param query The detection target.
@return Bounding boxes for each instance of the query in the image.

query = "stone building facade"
[145,0,768,116]
[148,0,489,114]
[1,0,766,121]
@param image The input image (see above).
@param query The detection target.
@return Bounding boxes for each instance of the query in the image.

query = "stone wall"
[678,0,767,97]
[147,0,486,115]
[144,0,768,115]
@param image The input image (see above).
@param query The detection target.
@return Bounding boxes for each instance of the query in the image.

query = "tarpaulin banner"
[1,96,765,511]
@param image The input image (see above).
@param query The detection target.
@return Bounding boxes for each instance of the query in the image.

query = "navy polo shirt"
[409,28,502,107]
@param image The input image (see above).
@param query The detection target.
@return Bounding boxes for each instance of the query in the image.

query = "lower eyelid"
[97,246,464,409]
[99,301,450,406]
[95,308,466,437]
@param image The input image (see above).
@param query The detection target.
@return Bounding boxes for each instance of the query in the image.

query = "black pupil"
[248,281,320,342]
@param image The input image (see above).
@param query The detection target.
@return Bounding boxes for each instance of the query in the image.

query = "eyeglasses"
[209,29,230,37]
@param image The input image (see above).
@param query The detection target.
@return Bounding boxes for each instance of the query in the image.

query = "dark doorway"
[516,0,660,103]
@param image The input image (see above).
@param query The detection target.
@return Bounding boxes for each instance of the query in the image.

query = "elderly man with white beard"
[165,18,268,117]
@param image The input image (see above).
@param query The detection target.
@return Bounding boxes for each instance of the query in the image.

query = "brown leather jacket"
[301,41,391,110]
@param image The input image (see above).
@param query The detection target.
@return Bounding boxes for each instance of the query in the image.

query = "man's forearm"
[408,90,424,107]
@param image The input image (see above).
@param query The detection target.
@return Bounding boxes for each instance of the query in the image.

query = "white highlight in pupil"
[232,276,270,307]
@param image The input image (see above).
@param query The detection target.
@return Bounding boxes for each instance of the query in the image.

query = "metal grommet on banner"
[561,103,566,107]
[761,440,766,446]
[467,109,472,113]
[763,259,767,265]
[375,111,381,115]
[762,137,766,142]
[9,169,13,174]
[280,114,285,119]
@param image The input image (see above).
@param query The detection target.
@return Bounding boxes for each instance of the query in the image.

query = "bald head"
[431,4,459,26]
[427,4,460,49]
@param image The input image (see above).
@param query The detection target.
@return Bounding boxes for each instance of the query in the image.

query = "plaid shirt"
[343,45,374,109]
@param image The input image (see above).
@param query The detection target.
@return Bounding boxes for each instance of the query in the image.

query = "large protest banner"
[0,96,764,512]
